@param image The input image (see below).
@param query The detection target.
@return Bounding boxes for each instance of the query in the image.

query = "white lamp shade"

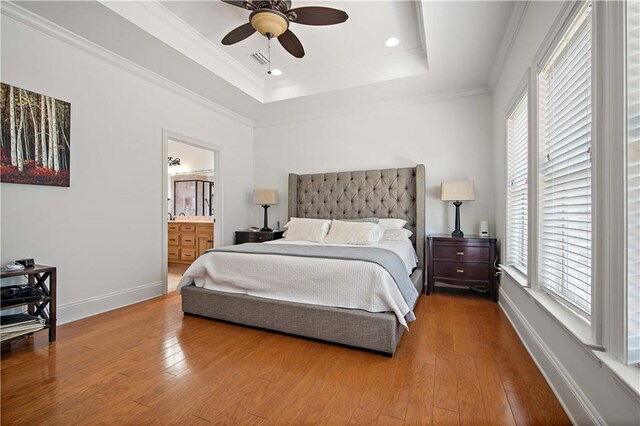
[253,189,278,205]
[441,181,475,201]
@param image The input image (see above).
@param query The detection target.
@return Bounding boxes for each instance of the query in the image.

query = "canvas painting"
[0,83,71,187]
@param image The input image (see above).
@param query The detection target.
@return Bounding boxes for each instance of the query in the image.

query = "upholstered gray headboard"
[288,164,426,268]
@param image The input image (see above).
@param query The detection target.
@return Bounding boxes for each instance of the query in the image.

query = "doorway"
[162,131,222,293]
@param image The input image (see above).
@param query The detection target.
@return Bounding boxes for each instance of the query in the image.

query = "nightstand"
[426,235,499,302]
[234,230,285,245]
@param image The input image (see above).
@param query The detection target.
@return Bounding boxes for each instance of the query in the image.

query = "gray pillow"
[338,217,379,223]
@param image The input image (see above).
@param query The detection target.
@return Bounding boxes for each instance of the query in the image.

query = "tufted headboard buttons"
[288,165,426,269]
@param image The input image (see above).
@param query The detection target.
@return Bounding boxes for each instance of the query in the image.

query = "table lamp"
[253,189,278,232]
[441,181,475,238]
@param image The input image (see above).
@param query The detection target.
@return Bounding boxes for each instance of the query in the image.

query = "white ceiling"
[100,0,430,103]
[163,1,424,80]
[12,1,515,125]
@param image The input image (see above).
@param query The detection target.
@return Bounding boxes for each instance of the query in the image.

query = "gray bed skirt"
[181,268,423,355]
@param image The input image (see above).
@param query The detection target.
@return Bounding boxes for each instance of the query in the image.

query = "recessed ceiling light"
[385,37,400,48]
[269,69,282,76]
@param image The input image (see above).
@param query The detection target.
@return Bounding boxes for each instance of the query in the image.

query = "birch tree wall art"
[0,83,71,187]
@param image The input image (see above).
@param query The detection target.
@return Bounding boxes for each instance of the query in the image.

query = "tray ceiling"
[9,1,515,124]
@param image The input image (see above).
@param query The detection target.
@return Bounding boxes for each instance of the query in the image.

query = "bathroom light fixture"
[441,180,475,238]
[385,37,400,47]
[168,157,181,167]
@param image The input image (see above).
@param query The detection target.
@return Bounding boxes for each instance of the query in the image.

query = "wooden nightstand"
[426,235,499,302]
[235,230,285,245]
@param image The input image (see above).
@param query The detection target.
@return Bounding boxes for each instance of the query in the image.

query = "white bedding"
[177,239,419,327]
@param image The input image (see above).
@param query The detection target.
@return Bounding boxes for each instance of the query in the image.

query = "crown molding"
[415,0,430,71]
[99,0,264,102]
[1,1,253,128]
[264,46,429,103]
[255,86,489,129]
[489,0,530,90]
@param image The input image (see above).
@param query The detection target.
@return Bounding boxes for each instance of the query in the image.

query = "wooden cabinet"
[182,234,196,247]
[168,246,179,261]
[197,235,213,256]
[234,230,284,244]
[168,222,214,265]
[427,235,499,302]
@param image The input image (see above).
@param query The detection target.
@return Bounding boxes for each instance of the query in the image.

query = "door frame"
[161,129,223,294]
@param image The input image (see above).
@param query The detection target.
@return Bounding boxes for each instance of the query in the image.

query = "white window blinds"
[538,4,592,317]
[507,94,529,276]
[627,0,640,365]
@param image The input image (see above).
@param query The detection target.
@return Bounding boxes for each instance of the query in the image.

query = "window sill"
[593,352,640,402]
[500,265,601,350]
[500,266,640,403]
[500,264,528,286]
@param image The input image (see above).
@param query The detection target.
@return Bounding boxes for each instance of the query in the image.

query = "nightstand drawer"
[248,233,269,242]
[181,224,197,232]
[432,245,490,262]
[235,230,285,245]
[433,261,489,281]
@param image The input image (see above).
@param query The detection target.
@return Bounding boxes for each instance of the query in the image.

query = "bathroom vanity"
[168,219,214,265]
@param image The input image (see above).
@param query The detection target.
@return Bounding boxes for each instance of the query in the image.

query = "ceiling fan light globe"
[250,10,289,38]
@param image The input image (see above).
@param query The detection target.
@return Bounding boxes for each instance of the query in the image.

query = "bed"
[179,164,425,355]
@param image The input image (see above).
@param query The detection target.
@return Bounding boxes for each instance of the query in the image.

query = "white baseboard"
[57,281,163,325]
[498,288,605,425]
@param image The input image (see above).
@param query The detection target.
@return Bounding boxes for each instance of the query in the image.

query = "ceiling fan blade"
[287,7,348,26]
[221,23,256,45]
[220,1,248,9]
[278,29,305,58]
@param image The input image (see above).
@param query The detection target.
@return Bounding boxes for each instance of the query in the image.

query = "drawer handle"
[457,251,464,256]
[456,269,464,273]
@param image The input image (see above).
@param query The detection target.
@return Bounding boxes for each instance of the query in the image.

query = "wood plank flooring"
[1,288,571,425]
[168,264,189,292]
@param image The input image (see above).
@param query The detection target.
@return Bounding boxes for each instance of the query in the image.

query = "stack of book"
[1,313,46,341]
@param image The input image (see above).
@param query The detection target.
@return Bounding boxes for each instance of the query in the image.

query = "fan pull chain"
[267,36,272,75]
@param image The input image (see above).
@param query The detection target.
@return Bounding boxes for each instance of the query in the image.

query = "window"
[626,0,640,364]
[538,4,593,317]
[506,93,529,276]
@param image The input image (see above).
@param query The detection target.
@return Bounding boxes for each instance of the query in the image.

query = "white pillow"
[324,220,383,245]
[378,218,408,230]
[284,218,331,243]
[380,228,413,242]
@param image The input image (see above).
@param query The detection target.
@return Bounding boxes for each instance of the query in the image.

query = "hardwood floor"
[0,288,571,425]
[168,264,189,292]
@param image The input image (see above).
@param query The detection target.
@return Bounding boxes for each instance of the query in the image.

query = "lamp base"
[261,204,272,233]
[451,200,464,238]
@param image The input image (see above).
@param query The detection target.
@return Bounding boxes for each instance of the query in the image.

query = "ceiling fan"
[220,0,349,59]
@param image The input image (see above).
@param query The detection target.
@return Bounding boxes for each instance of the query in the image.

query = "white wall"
[492,2,639,424]
[253,93,496,236]
[168,138,215,175]
[0,14,253,323]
